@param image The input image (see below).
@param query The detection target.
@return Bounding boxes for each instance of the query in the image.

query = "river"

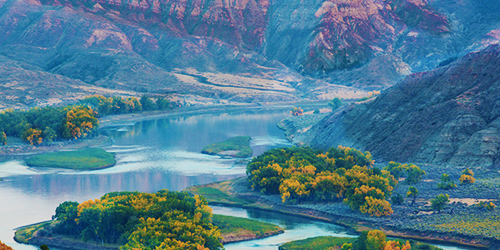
[0,108,468,250]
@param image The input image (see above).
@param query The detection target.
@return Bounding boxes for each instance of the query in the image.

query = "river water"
[0,109,468,250]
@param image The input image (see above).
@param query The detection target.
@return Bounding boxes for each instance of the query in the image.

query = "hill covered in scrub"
[303,44,500,168]
[1,0,500,109]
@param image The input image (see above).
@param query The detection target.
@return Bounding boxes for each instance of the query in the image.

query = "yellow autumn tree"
[0,132,7,145]
[460,168,475,184]
[0,240,13,250]
[61,106,99,139]
[23,128,43,145]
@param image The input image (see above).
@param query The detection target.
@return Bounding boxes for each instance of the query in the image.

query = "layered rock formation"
[304,45,500,168]
[0,0,499,109]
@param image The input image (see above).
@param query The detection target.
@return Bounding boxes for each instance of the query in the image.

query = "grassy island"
[15,190,283,250]
[201,136,253,158]
[213,214,283,243]
[25,148,116,170]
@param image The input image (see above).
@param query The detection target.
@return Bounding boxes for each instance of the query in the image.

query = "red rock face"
[39,0,269,49]
[35,0,449,72]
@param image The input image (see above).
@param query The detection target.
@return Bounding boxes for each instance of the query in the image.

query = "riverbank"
[185,177,496,249]
[14,214,284,249]
[0,135,113,158]
[0,101,327,158]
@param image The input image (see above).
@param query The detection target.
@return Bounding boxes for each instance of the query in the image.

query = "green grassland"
[213,214,283,238]
[187,185,250,206]
[279,236,355,250]
[402,210,500,239]
[201,136,253,158]
[25,148,116,170]
[279,236,442,250]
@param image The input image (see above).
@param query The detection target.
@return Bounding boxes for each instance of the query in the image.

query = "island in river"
[25,148,116,170]
[201,136,253,158]
[14,190,284,250]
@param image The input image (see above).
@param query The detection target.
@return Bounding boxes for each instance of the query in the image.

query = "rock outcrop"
[0,0,499,108]
[304,45,500,168]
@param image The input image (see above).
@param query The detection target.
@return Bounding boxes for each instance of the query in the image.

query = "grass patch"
[213,214,283,237]
[279,236,442,250]
[407,210,500,239]
[25,148,116,170]
[279,236,355,250]
[201,136,252,158]
[188,185,249,205]
[14,221,53,243]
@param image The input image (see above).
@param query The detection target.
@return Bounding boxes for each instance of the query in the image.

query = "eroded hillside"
[0,0,499,108]
[304,44,500,168]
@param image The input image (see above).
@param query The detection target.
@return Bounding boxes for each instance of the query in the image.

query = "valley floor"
[186,177,499,249]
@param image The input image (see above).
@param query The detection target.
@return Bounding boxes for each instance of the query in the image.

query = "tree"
[341,243,352,250]
[290,107,303,116]
[405,165,425,184]
[42,127,56,143]
[438,173,456,190]
[156,97,170,110]
[328,98,342,111]
[0,132,6,145]
[460,168,475,184]
[406,186,418,206]
[365,230,387,250]
[431,194,449,213]
[0,240,13,250]
[61,106,99,139]
[23,128,43,145]
[39,245,50,250]
[391,193,404,205]
[140,96,156,111]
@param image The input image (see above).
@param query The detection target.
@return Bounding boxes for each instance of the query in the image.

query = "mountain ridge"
[303,44,500,168]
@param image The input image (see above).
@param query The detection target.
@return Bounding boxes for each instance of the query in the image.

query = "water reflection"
[0,109,469,250]
[0,109,292,249]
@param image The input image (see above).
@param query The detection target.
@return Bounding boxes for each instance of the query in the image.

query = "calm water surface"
[0,109,468,250]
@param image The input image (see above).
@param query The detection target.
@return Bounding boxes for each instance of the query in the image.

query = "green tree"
[39,245,50,250]
[328,97,342,111]
[42,127,56,143]
[54,201,79,236]
[405,165,425,184]
[156,97,170,110]
[391,193,404,205]
[438,173,456,190]
[406,186,418,206]
[313,109,320,114]
[0,132,6,145]
[431,194,450,213]
[140,96,156,111]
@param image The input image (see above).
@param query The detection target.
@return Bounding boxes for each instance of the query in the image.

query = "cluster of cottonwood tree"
[79,95,172,117]
[247,146,399,217]
[0,95,174,146]
[53,190,222,249]
[0,105,98,145]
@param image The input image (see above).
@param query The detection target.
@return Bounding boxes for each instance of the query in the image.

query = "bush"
[328,98,342,110]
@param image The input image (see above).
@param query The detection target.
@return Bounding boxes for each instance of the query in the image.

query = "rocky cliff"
[0,0,499,109]
[304,45,500,168]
